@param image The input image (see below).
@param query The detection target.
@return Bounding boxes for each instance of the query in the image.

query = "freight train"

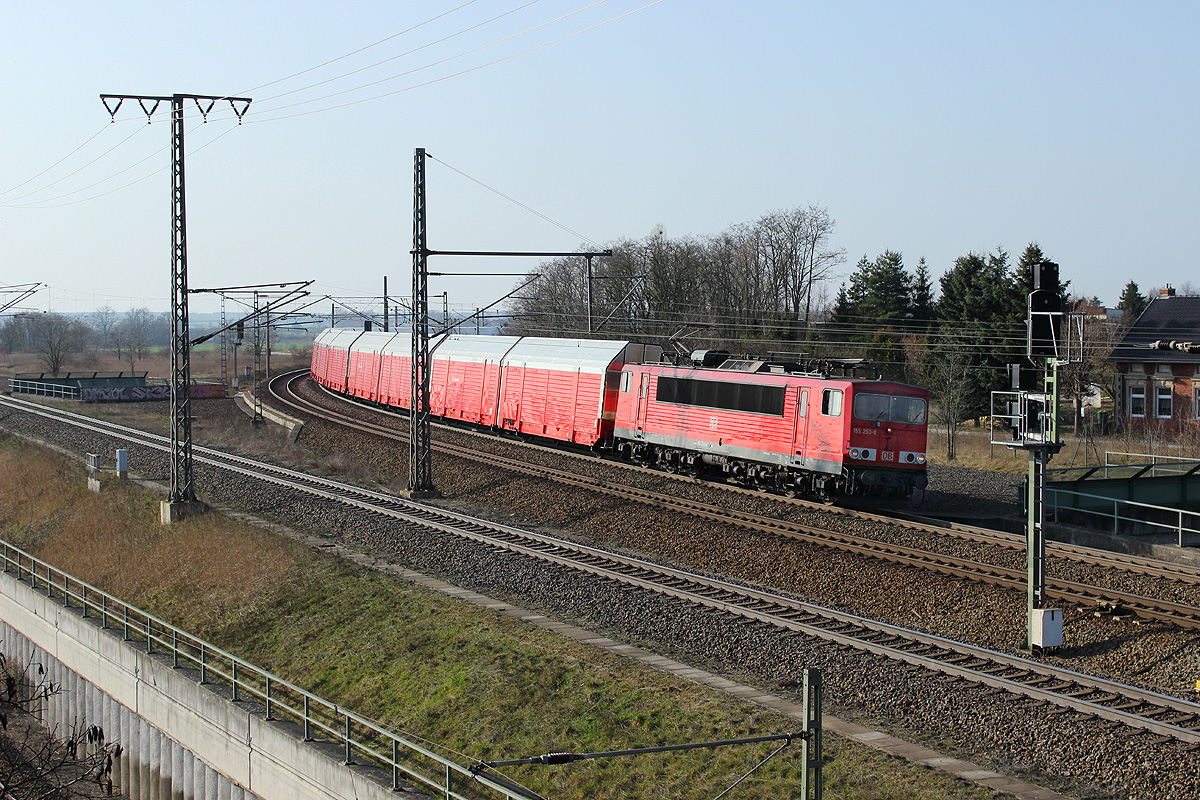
[310,329,930,501]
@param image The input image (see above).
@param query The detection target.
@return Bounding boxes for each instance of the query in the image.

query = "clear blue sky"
[2,1,1197,318]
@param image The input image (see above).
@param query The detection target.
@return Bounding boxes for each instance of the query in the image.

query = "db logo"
[709,417,719,430]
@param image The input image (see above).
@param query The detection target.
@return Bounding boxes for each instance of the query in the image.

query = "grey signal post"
[993,268,1080,651]
[101,93,251,523]
[1011,361,1063,651]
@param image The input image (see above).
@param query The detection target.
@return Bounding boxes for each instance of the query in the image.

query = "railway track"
[4,390,1200,749]
[278,371,1200,586]
[266,371,1200,629]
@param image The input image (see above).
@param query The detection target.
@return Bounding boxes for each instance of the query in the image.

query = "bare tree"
[0,316,28,355]
[907,333,974,460]
[504,205,845,349]
[89,305,118,349]
[123,308,153,362]
[107,324,126,365]
[31,314,88,374]
[754,205,844,330]
[1059,300,1121,432]
[108,308,158,371]
[0,650,120,797]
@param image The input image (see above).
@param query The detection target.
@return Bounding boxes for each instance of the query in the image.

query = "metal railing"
[1106,450,1200,465]
[1045,447,1200,482]
[8,379,81,399]
[1046,486,1200,547]
[0,539,531,800]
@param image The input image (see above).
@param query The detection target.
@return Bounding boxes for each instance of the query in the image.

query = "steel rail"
[5,392,1200,747]
[269,374,1200,629]
[286,370,1200,586]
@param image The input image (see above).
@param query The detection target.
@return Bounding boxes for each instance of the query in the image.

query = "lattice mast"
[100,93,250,512]
[409,148,434,493]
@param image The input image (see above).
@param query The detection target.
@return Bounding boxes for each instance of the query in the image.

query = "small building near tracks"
[1110,288,1200,433]
[8,371,226,402]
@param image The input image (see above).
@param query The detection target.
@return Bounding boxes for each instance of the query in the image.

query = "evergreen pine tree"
[1118,280,1149,326]
[910,257,936,323]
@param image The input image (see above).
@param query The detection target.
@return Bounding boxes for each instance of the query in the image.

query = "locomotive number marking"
[880,450,894,462]
[852,427,879,436]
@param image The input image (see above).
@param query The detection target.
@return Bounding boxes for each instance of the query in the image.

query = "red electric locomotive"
[612,351,928,499]
[310,330,929,501]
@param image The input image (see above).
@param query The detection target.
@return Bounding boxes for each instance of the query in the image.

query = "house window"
[1129,386,1145,418]
[1194,385,1200,420]
[1156,385,1173,419]
[1156,364,1172,375]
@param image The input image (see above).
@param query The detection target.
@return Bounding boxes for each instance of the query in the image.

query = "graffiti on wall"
[82,386,171,403]
[190,384,227,399]
[77,384,225,403]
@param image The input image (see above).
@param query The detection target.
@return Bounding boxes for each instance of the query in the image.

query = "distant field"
[0,345,312,384]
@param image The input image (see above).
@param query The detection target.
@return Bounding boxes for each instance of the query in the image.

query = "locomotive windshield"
[852,392,927,425]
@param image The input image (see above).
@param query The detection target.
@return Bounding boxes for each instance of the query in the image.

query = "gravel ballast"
[2,394,1197,800]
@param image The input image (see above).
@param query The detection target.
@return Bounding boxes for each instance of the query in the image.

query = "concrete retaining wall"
[0,571,414,800]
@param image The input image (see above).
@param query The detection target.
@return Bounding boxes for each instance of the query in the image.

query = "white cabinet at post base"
[1031,608,1063,648]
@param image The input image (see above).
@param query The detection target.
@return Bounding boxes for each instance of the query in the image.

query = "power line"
[243,1,665,124]
[3,122,243,210]
[248,0,546,107]
[235,0,485,96]
[0,124,111,199]
[3,1,662,208]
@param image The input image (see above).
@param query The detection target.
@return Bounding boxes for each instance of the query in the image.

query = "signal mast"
[992,262,1084,652]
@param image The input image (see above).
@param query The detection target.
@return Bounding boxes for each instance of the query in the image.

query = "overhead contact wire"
[428,154,603,248]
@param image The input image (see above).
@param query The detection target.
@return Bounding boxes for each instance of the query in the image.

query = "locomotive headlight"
[900,451,927,465]
[850,448,861,459]
[916,453,926,465]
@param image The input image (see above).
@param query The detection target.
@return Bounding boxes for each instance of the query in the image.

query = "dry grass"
[0,444,299,633]
[927,421,1200,473]
[0,436,1008,800]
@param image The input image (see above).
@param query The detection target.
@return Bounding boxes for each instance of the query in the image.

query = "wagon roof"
[504,337,633,373]
[433,334,522,363]
[314,328,369,349]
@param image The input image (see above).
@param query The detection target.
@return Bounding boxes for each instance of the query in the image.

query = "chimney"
[1160,285,1176,298]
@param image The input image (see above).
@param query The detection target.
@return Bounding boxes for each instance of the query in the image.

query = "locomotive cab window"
[619,372,632,393]
[821,388,843,417]
[852,392,927,425]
